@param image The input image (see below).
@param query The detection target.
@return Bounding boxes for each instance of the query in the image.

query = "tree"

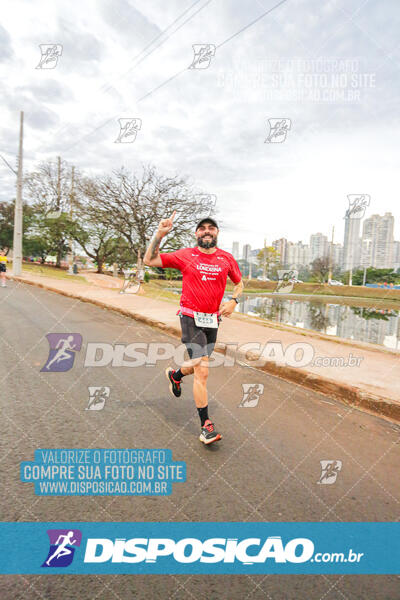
[77,165,216,262]
[311,255,332,283]
[25,158,75,267]
[257,246,279,278]
[342,267,398,286]
[0,200,36,255]
[0,201,14,252]
[70,189,121,274]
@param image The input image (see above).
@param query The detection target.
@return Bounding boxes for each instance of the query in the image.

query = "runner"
[144,212,243,444]
[0,250,8,287]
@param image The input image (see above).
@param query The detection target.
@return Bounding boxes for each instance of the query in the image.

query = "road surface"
[1,282,399,599]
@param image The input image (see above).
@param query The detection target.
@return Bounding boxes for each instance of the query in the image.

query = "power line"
[101,0,208,96]
[0,154,17,175]
[38,0,213,153]
[63,0,289,153]
[135,0,290,103]
[217,0,289,49]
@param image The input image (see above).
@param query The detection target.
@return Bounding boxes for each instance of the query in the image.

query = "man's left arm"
[220,278,244,317]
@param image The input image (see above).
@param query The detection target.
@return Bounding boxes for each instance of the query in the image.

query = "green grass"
[145,278,400,305]
[20,262,87,283]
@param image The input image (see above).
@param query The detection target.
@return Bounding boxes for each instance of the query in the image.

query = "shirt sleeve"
[228,257,242,284]
[159,249,188,272]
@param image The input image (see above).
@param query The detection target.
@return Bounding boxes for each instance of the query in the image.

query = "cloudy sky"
[1,0,399,252]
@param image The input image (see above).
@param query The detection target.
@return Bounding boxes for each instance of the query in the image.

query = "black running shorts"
[0,263,6,273]
[180,314,218,359]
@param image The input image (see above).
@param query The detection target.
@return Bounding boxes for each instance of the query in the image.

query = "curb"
[11,275,400,425]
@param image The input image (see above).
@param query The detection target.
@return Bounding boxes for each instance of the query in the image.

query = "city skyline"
[230,210,398,271]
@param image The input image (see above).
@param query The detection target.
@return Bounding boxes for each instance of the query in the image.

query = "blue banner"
[0,522,398,574]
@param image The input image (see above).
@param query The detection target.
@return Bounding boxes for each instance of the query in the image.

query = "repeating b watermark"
[197,193,217,218]
[36,44,63,69]
[86,386,110,411]
[115,118,142,143]
[189,44,216,69]
[265,118,291,143]
[317,460,342,485]
[239,383,264,407]
[345,194,370,219]
[275,270,298,294]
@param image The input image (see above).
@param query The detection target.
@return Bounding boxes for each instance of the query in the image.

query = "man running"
[144,212,243,444]
[0,250,8,288]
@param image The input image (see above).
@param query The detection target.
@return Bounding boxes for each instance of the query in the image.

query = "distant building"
[329,243,343,270]
[272,238,288,265]
[343,218,361,271]
[310,233,329,264]
[393,241,400,271]
[286,241,310,269]
[242,244,251,260]
[232,241,240,260]
[361,213,394,268]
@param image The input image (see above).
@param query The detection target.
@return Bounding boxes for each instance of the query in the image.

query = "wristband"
[230,297,239,304]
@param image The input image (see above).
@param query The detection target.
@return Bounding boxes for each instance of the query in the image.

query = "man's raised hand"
[157,210,176,237]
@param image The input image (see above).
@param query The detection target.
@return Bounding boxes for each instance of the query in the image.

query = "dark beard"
[197,236,217,249]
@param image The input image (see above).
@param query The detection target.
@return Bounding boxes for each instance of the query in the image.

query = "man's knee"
[194,361,209,382]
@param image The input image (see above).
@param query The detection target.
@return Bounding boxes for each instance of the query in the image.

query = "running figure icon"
[41,333,83,372]
[45,531,77,566]
[45,335,77,370]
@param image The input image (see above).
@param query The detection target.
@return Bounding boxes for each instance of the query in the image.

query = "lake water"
[232,295,400,350]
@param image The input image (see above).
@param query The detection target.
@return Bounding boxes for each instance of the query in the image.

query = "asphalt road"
[1,282,399,600]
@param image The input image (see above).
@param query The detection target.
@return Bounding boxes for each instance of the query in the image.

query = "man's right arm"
[143,211,176,267]
[143,233,163,267]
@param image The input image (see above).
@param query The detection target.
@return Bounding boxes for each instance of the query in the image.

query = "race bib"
[193,311,218,328]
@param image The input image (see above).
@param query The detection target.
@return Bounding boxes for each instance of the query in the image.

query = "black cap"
[195,217,219,231]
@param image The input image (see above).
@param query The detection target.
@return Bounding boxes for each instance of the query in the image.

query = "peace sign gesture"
[157,210,176,237]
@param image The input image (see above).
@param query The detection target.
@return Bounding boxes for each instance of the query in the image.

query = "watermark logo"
[36,44,63,69]
[275,270,298,294]
[265,118,291,143]
[42,529,82,567]
[239,383,264,407]
[189,44,216,69]
[41,333,82,372]
[317,460,342,485]
[197,193,217,217]
[119,269,143,294]
[46,207,62,219]
[86,386,110,411]
[115,118,142,143]
[345,194,370,220]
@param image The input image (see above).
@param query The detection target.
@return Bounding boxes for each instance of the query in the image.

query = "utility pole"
[328,226,334,283]
[248,258,252,280]
[263,238,266,280]
[13,111,24,276]
[362,266,367,286]
[68,166,74,275]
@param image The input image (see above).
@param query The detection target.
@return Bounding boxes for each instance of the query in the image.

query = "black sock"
[173,368,184,381]
[197,406,209,426]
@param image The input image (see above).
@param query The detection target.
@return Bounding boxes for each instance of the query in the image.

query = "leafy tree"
[257,246,279,277]
[25,159,76,267]
[341,267,398,285]
[310,255,332,283]
[0,201,14,252]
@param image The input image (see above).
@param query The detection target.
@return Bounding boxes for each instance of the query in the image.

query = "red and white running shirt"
[160,247,242,313]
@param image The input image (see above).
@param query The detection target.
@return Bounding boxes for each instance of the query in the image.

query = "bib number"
[193,312,218,328]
